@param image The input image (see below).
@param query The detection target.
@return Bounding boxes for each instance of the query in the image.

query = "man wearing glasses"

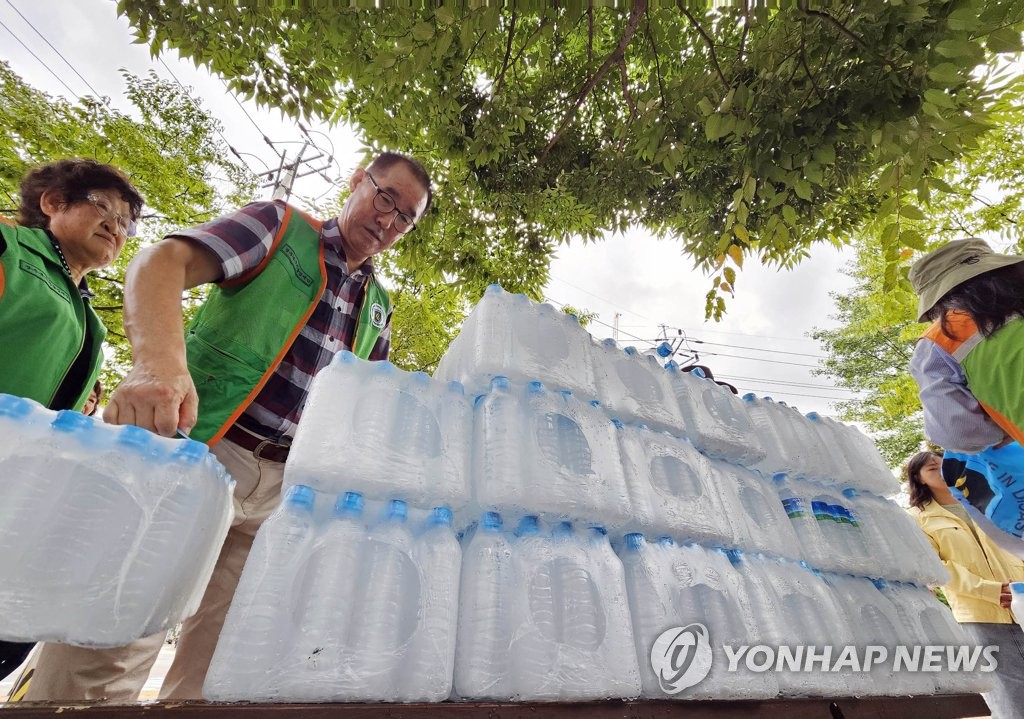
[26,153,433,703]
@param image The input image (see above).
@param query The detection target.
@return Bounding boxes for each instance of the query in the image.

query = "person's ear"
[349,168,367,192]
[39,189,65,219]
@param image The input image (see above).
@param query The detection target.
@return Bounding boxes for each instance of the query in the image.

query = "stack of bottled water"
[205,489,461,702]
[455,513,640,700]
[0,394,234,648]
[208,284,980,704]
[435,285,978,699]
[205,354,468,702]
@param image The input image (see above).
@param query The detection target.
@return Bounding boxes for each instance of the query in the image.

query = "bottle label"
[811,500,831,521]
[782,497,807,519]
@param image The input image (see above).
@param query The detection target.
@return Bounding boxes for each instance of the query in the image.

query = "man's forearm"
[123,243,191,371]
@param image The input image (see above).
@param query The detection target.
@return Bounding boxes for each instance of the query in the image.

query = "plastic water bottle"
[350,499,419,699]
[591,340,686,434]
[773,474,823,567]
[510,515,558,699]
[1010,582,1024,627]
[455,512,513,699]
[289,491,365,696]
[434,284,598,398]
[742,394,789,475]
[205,485,317,701]
[287,352,471,507]
[401,507,462,702]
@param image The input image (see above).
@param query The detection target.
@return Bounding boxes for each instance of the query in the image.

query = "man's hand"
[999,582,1012,609]
[105,363,198,437]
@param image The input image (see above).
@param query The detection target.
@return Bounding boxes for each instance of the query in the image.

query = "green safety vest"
[185,204,391,444]
[922,312,1024,447]
[0,219,105,411]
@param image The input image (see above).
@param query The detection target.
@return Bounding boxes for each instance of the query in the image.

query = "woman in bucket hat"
[909,239,1024,555]
[909,238,1024,454]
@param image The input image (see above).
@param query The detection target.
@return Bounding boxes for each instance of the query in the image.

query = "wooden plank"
[0,695,988,719]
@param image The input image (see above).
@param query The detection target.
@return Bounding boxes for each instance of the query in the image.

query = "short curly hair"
[17,159,144,230]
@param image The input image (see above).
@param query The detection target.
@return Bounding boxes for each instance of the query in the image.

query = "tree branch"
[645,3,666,108]
[799,1,869,49]
[619,58,638,119]
[738,0,750,61]
[541,0,647,159]
[800,32,825,101]
[493,11,517,96]
[677,2,728,86]
[587,1,594,65]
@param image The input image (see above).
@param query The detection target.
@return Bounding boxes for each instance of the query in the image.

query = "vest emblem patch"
[370,302,386,329]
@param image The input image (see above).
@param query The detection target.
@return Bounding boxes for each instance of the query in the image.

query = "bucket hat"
[909,238,1024,322]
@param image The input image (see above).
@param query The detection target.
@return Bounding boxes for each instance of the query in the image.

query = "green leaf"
[927,63,963,86]
[794,180,812,201]
[434,7,457,25]
[782,204,798,226]
[724,266,736,286]
[412,22,435,42]
[987,28,1023,54]
[900,204,926,221]
[933,39,982,59]
[923,88,956,109]
[705,114,722,142]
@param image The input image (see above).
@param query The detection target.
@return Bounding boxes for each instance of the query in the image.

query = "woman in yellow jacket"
[906,450,1024,718]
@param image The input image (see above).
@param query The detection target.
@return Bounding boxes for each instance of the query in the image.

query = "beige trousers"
[25,437,285,703]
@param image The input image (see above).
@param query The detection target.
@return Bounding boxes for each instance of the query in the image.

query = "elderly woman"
[0,159,143,680]
[906,450,1024,718]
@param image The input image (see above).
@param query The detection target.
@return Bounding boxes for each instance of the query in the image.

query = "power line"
[0,17,79,98]
[684,338,826,359]
[156,58,257,176]
[692,349,822,369]
[715,374,859,393]
[5,1,103,97]
[547,275,653,321]
[734,387,851,402]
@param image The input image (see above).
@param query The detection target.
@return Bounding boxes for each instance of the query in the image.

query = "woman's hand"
[999,582,1012,609]
[104,361,198,437]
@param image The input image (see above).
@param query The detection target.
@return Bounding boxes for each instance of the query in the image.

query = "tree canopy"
[118,0,1024,316]
[0,61,257,386]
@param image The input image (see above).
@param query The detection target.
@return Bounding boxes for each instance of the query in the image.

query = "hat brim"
[916,252,1024,322]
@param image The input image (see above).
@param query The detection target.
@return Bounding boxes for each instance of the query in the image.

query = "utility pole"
[255,140,331,202]
[613,312,622,342]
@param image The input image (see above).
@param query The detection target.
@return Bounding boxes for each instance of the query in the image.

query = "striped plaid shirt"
[172,200,391,442]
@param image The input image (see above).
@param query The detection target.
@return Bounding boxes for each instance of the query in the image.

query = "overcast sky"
[0,0,862,415]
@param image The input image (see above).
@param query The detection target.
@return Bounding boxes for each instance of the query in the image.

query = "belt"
[224,425,292,463]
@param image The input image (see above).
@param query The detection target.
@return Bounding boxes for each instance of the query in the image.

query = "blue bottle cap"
[807,411,821,421]
[590,525,608,537]
[665,359,679,370]
[516,515,540,536]
[624,346,638,356]
[566,313,578,322]
[526,380,544,394]
[485,283,503,294]
[481,511,502,531]
[0,394,34,419]
[559,389,573,399]
[473,394,486,408]
[448,381,465,395]
[285,485,315,512]
[742,393,756,403]
[430,506,453,526]
[602,338,617,347]
[656,535,675,546]
[411,371,431,385]
[117,424,153,451]
[772,472,788,482]
[335,350,357,364]
[388,499,408,522]
[1009,582,1024,593]
[725,548,744,566]
[553,520,573,536]
[172,439,209,463]
[610,418,624,429]
[624,532,645,551]
[841,488,858,499]
[491,376,511,391]
[656,342,673,358]
[52,410,95,433]
[589,399,602,408]
[334,491,364,516]
[691,367,707,379]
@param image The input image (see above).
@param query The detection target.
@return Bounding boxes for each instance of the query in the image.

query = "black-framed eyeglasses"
[366,172,417,234]
[86,192,137,238]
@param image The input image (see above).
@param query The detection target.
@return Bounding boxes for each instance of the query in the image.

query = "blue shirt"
[910,338,1005,453]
